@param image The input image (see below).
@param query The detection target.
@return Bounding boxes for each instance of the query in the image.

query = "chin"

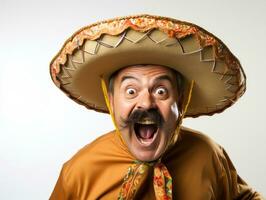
[133,150,161,162]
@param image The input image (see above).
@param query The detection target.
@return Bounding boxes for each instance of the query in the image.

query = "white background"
[0,0,265,199]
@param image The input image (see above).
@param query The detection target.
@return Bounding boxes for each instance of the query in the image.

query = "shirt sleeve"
[216,147,265,200]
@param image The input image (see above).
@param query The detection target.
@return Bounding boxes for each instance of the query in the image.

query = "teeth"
[139,138,153,144]
[137,120,156,125]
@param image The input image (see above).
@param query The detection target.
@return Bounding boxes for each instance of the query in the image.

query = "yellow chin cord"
[182,80,195,118]
[100,77,126,145]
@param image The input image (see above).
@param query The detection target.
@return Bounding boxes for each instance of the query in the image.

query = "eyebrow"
[121,75,139,83]
[154,75,174,85]
[120,74,174,84]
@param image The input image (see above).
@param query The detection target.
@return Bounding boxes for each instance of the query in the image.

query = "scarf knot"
[118,161,172,200]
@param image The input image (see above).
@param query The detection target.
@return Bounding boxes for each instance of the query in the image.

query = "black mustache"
[121,108,164,128]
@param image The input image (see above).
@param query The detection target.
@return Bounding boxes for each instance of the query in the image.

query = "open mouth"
[134,119,159,145]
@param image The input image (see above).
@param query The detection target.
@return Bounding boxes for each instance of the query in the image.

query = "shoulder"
[60,131,117,180]
[68,131,115,162]
[172,126,226,161]
[53,131,129,198]
[60,130,132,179]
[179,126,222,151]
[178,126,231,169]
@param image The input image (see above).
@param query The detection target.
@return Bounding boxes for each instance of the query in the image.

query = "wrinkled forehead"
[113,64,177,84]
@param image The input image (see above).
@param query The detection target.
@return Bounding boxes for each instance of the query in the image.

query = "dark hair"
[108,69,119,94]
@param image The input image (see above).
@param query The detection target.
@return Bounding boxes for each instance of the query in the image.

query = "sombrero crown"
[50,14,246,117]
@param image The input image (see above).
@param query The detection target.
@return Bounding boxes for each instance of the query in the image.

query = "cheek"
[159,101,179,122]
[170,103,179,119]
[113,97,136,119]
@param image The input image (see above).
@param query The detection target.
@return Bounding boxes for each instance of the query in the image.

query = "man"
[49,15,264,199]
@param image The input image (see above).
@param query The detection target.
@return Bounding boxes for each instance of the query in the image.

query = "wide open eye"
[125,88,137,98]
[154,87,168,99]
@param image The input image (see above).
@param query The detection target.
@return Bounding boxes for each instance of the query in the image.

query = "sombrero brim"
[50,14,246,118]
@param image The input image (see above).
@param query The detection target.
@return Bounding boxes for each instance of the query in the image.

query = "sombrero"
[50,14,246,118]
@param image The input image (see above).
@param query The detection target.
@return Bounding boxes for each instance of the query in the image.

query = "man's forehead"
[115,64,176,81]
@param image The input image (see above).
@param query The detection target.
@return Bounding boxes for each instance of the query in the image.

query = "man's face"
[109,65,180,161]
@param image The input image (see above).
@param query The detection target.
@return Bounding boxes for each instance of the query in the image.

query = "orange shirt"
[50,127,264,199]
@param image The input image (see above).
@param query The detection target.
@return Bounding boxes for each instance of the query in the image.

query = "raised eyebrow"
[154,75,174,84]
[121,75,139,83]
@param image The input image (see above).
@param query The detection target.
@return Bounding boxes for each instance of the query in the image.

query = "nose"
[136,90,155,110]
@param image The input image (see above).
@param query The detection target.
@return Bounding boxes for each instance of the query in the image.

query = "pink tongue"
[139,126,155,139]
